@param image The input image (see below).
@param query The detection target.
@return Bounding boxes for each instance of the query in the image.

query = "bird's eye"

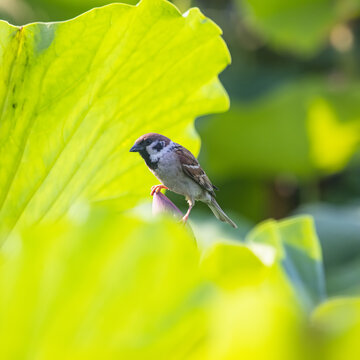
[145,139,152,145]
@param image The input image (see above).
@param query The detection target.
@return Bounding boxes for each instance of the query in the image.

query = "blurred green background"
[2,0,359,298]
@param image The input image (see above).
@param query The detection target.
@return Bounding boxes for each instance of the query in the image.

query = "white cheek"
[146,144,156,155]
[149,142,174,162]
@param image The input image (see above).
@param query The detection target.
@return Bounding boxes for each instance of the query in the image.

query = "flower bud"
[152,192,183,218]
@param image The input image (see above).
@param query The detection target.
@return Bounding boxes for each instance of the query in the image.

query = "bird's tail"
[207,197,237,228]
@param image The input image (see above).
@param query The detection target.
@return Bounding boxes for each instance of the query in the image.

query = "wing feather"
[174,144,217,196]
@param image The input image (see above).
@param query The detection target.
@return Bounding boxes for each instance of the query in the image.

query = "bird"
[129,133,237,228]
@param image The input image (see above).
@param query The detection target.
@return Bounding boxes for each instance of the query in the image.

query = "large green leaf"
[311,298,360,360]
[0,210,210,359]
[0,208,307,359]
[0,0,230,242]
[193,213,326,311]
[198,78,360,180]
[297,203,360,296]
[246,216,326,311]
[238,0,360,55]
[199,239,305,360]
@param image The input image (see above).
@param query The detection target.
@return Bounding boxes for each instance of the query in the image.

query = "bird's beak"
[129,144,143,152]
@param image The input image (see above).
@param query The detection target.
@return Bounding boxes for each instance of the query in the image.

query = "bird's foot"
[150,184,169,196]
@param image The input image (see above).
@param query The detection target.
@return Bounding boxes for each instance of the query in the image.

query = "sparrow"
[130,133,237,228]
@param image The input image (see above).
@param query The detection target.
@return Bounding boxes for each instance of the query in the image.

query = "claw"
[150,184,169,196]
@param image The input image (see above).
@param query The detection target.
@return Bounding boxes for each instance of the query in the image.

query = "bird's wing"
[174,144,217,196]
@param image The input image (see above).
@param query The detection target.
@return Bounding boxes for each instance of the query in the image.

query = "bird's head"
[130,133,172,168]
[130,133,171,155]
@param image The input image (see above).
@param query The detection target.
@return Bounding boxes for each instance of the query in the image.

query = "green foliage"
[194,0,360,305]
[0,211,209,359]
[0,0,138,25]
[239,0,360,55]
[311,298,360,360]
[0,0,229,242]
[297,203,360,296]
[199,78,360,179]
[1,0,359,358]
[246,216,326,311]
[1,205,357,358]
[0,0,192,26]
[0,209,308,359]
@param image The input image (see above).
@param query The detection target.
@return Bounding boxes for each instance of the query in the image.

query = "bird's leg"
[182,200,194,223]
[150,184,169,196]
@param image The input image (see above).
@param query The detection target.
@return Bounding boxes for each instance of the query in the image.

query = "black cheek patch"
[153,142,163,152]
[139,150,158,170]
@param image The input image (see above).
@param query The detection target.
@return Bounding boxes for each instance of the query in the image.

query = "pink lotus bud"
[152,192,183,218]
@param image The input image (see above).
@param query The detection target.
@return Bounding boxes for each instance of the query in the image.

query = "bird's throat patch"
[140,150,158,170]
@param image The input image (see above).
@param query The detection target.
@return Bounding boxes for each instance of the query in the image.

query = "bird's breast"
[153,152,181,182]
[151,153,204,199]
